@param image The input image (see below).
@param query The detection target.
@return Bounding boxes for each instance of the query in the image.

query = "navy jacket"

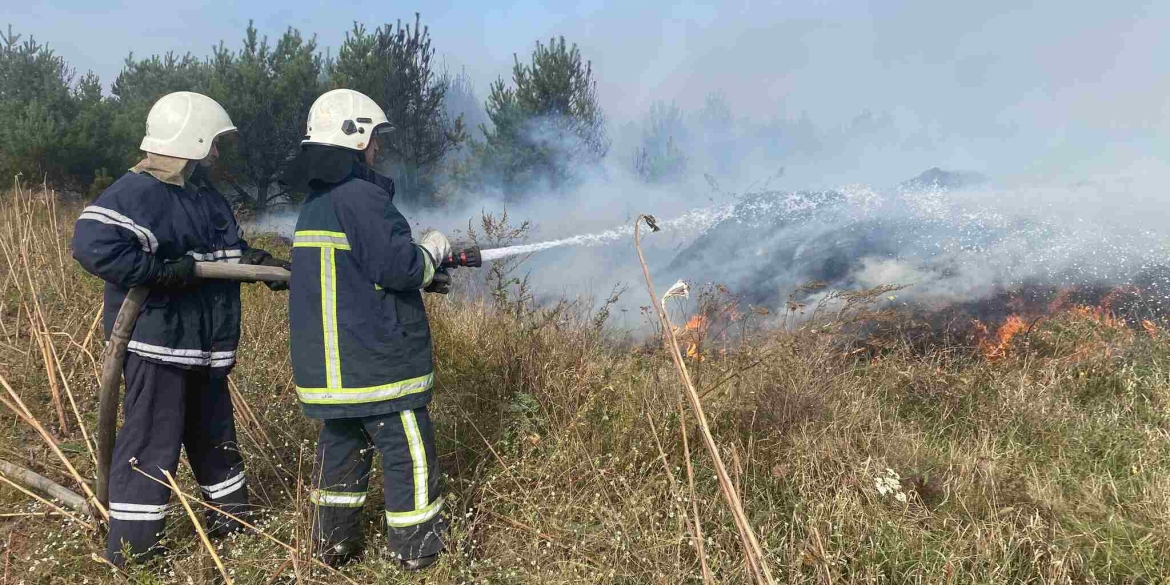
[72,170,248,375]
[289,175,435,420]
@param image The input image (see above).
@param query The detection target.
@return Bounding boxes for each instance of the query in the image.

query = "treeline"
[0,17,612,210]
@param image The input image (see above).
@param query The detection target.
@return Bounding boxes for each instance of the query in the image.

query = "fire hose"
[94,247,482,512]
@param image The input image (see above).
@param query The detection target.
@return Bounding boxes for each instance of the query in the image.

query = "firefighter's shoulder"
[82,171,173,230]
[330,177,396,216]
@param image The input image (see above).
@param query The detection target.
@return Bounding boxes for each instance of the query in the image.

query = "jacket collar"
[130,153,196,188]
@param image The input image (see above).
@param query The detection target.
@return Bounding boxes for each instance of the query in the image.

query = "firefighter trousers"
[105,354,249,565]
[312,407,447,561]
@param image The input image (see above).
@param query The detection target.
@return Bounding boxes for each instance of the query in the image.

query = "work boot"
[401,552,440,571]
[320,540,365,568]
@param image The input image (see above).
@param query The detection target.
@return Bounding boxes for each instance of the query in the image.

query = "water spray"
[463,202,739,264]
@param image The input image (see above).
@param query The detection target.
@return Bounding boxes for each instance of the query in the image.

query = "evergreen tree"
[0,25,114,186]
[632,101,687,183]
[330,14,464,208]
[481,36,608,198]
[209,22,322,210]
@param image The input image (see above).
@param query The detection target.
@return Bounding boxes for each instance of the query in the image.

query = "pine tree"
[632,101,687,183]
[480,36,608,198]
[330,14,465,208]
[209,22,323,210]
[0,27,73,183]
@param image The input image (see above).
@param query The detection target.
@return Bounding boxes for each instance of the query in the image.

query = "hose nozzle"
[439,246,482,269]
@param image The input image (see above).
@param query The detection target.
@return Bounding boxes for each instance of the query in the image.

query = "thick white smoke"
[229,1,1170,334]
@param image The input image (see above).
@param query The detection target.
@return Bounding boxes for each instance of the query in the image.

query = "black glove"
[240,248,290,291]
[263,277,289,292]
[148,255,199,290]
[424,268,451,295]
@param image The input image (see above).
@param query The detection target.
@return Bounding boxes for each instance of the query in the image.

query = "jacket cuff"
[418,246,436,288]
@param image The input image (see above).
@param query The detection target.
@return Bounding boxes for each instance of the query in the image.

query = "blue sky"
[7,0,1168,175]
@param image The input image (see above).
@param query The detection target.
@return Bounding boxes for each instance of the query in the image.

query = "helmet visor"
[372,123,393,162]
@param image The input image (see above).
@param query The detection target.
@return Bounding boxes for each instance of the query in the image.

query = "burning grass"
[2,183,1170,582]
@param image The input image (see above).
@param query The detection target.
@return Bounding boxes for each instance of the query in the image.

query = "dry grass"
[1,182,1170,583]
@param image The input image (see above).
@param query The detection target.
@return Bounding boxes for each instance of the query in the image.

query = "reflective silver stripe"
[201,472,246,500]
[110,510,167,521]
[297,373,433,405]
[384,497,443,527]
[187,248,243,263]
[110,502,166,512]
[109,502,166,521]
[322,248,342,389]
[401,410,428,510]
[210,350,236,368]
[310,490,367,507]
[127,341,236,367]
[294,233,350,247]
[78,205,159,253]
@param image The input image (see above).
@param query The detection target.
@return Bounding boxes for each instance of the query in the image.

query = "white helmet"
[302,89,390,152]
[140,92,236,161]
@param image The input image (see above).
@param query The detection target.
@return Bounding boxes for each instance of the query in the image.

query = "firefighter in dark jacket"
[71,91,289,566]
[287,88,451,570]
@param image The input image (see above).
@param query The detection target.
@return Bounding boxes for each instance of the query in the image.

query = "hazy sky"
[7,0,1168,177]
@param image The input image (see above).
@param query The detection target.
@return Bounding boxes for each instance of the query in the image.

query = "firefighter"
[286,88,451,570]
[71,91,289,566]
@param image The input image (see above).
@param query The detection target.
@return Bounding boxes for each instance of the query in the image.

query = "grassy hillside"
[1,183,1169,583]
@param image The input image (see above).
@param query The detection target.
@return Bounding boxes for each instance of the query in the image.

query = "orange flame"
[981,314,1027,360]
[680,315,707,361]
[975,284,1153,362]
[1068,305,1124,329]
[685,315,706,331]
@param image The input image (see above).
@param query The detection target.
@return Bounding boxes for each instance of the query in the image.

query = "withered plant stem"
[163,469,233,585]
[0,373,108,520]
[47,332,97,466]
[14,186,68,434]
[633,214,775,585]
[133,466,362,585]
[646,393,713,583]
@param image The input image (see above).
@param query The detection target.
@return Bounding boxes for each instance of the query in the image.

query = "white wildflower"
[873,467,905,501]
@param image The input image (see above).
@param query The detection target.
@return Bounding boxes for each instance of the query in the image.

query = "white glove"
[419,230,451,268]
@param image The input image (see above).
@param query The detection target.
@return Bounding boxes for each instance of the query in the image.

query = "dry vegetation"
[1,182,1170,583]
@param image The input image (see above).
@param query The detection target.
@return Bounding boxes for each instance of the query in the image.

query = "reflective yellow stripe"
[385,496,443,527]
[321,247,342,389]
[294,230,351,250]
[297,230,348,237]
[421,246,435,287]
[311,490,367,508]
[297,372,433,405]
[401,410,428,510]
[294,241,351,250]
